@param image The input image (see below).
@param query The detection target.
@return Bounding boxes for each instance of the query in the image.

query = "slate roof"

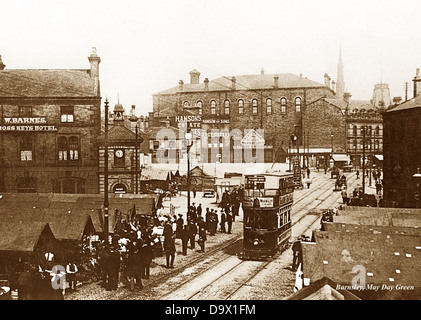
[323,98,374,111]
[0,69,99,98]
[387,95,421,112]
[140,167,171,181]
[302,230,421,288]
[155,73,327,95]
[285,276,361,300]
[0,221,53,252]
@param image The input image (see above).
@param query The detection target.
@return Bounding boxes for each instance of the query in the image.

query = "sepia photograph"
[0,0,420,309]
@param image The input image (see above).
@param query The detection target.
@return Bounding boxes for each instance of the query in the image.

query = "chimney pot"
[0,55,5,70]
[231,76,236,90]
[189,69,200,84]
[274,75,279,88]
[178,80,184,91]
[204,78,209,91]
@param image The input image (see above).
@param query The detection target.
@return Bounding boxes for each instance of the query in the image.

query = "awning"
[375,155,383,161]
[332,154,350,162]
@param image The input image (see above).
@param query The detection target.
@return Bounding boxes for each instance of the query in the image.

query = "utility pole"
[135,124,139,194]
[104,98,109,245]
[362,126,366,195]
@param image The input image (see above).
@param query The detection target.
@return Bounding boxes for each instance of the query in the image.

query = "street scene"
[1,0,421,306]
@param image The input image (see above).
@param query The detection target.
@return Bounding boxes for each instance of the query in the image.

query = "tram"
[241,172,294,259]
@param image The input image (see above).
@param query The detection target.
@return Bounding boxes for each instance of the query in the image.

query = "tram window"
[245,211,268,230]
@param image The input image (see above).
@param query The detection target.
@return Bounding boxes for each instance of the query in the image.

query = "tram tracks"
[119,173,358,300]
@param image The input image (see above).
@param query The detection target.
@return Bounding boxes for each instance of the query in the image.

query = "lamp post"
[185,130,193,217]
[104,98,109,245]
[413,167,421,208]
[330,133,334,169]
[362,126,366,195]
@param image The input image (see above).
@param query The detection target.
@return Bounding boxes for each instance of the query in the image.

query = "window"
[252,99,258,115]
[20,137,33,161]
[224,100,230,115]
[280,98,287,113]
[353,125,357,136]
[58,136,79,162]
[375,126,380,135]
[238,99,244,114]
[266,98,272,114]
[61,106,74,123]
[210,100,216,115]
[183,101,190,108]
[68,136,79,160]
[19,106,32,117]
[295,97,301,112]
[52,177,85,194]
[58,136,68,161]
[197,101,203,114]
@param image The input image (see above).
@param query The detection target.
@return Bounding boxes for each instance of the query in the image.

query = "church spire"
[336,46,345,99]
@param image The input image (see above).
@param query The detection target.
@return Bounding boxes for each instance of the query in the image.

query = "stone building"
[98,100,148,194]
[0,48,101,193]
[150,68,337,163]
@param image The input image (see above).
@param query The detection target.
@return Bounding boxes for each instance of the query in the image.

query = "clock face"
[115,149,124,158]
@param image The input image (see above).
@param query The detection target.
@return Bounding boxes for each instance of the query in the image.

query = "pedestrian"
[197,222,207,253]
[220,210,226,233]
[226,212,233,234]
[107,245,121,291]
[291,236,303,271]
[65,260,79,291]
[212,210,218,235]
[164,232,176,268]
[196,204,202,221]
[176,214,184,239]
[193,187,197,198]
[187,219,197,249]
[140,230,154,280]
[341,187,348,205]
[356,169,360,179]
[181,225,189,255]
[126,241,143,291]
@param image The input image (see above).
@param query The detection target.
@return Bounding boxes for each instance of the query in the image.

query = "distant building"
[0,48,101,194]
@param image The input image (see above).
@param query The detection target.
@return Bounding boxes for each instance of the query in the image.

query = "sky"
[1,0,420,116]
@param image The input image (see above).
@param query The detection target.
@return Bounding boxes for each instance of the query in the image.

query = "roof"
[387,95,421,112]
[0,221,53,252]
[285,277,361,300]
[0,208,95,241]
[155,73,327,95]
[323,222,421,236]
[332,154,350,162]
[140,167,171,181]
[0,69,99,98]
[302,230,421,288]
[324,98,374,111]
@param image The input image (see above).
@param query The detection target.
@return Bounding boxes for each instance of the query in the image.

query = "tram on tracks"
[241,172,294,259]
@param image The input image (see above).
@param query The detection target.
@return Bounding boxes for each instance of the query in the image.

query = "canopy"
[375,154,383,161]
[332,154,350,162]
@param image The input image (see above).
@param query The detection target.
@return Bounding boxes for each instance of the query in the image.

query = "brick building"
[150,68,338,163]
[383,93,421,208]
[0,48,101,194]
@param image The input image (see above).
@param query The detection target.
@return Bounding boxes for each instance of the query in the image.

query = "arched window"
[58,136,68,161]
[353,125,357,136]
[375,125,380,135]
[183,101,190,108]
[69,136,79,161]
[210,100,216,115]
[266,98,272,114]
[280,97,287,113]
[295,97,301,112]
[238,99,244,114]
[252,99,258,115]
[196,101,203,114]
[224,100,230,115]
[20,136,33,161]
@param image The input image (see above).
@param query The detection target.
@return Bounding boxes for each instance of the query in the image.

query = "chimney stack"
[178,80,184,91]
[274,75,279,88]
[0,55,5,70]
[231,76,236,90]
[88,47,100,78]
[324,73,331,88]
[413,68,421,98]
[261,68,265,76]
[343,92,352,102]
[204,78,209,91]
[189,69,200,84]
[331,80,336,92]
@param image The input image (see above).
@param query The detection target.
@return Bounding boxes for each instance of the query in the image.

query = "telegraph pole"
[104,98,109,245]
[135,124,139,194]
[362,126,366,195]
